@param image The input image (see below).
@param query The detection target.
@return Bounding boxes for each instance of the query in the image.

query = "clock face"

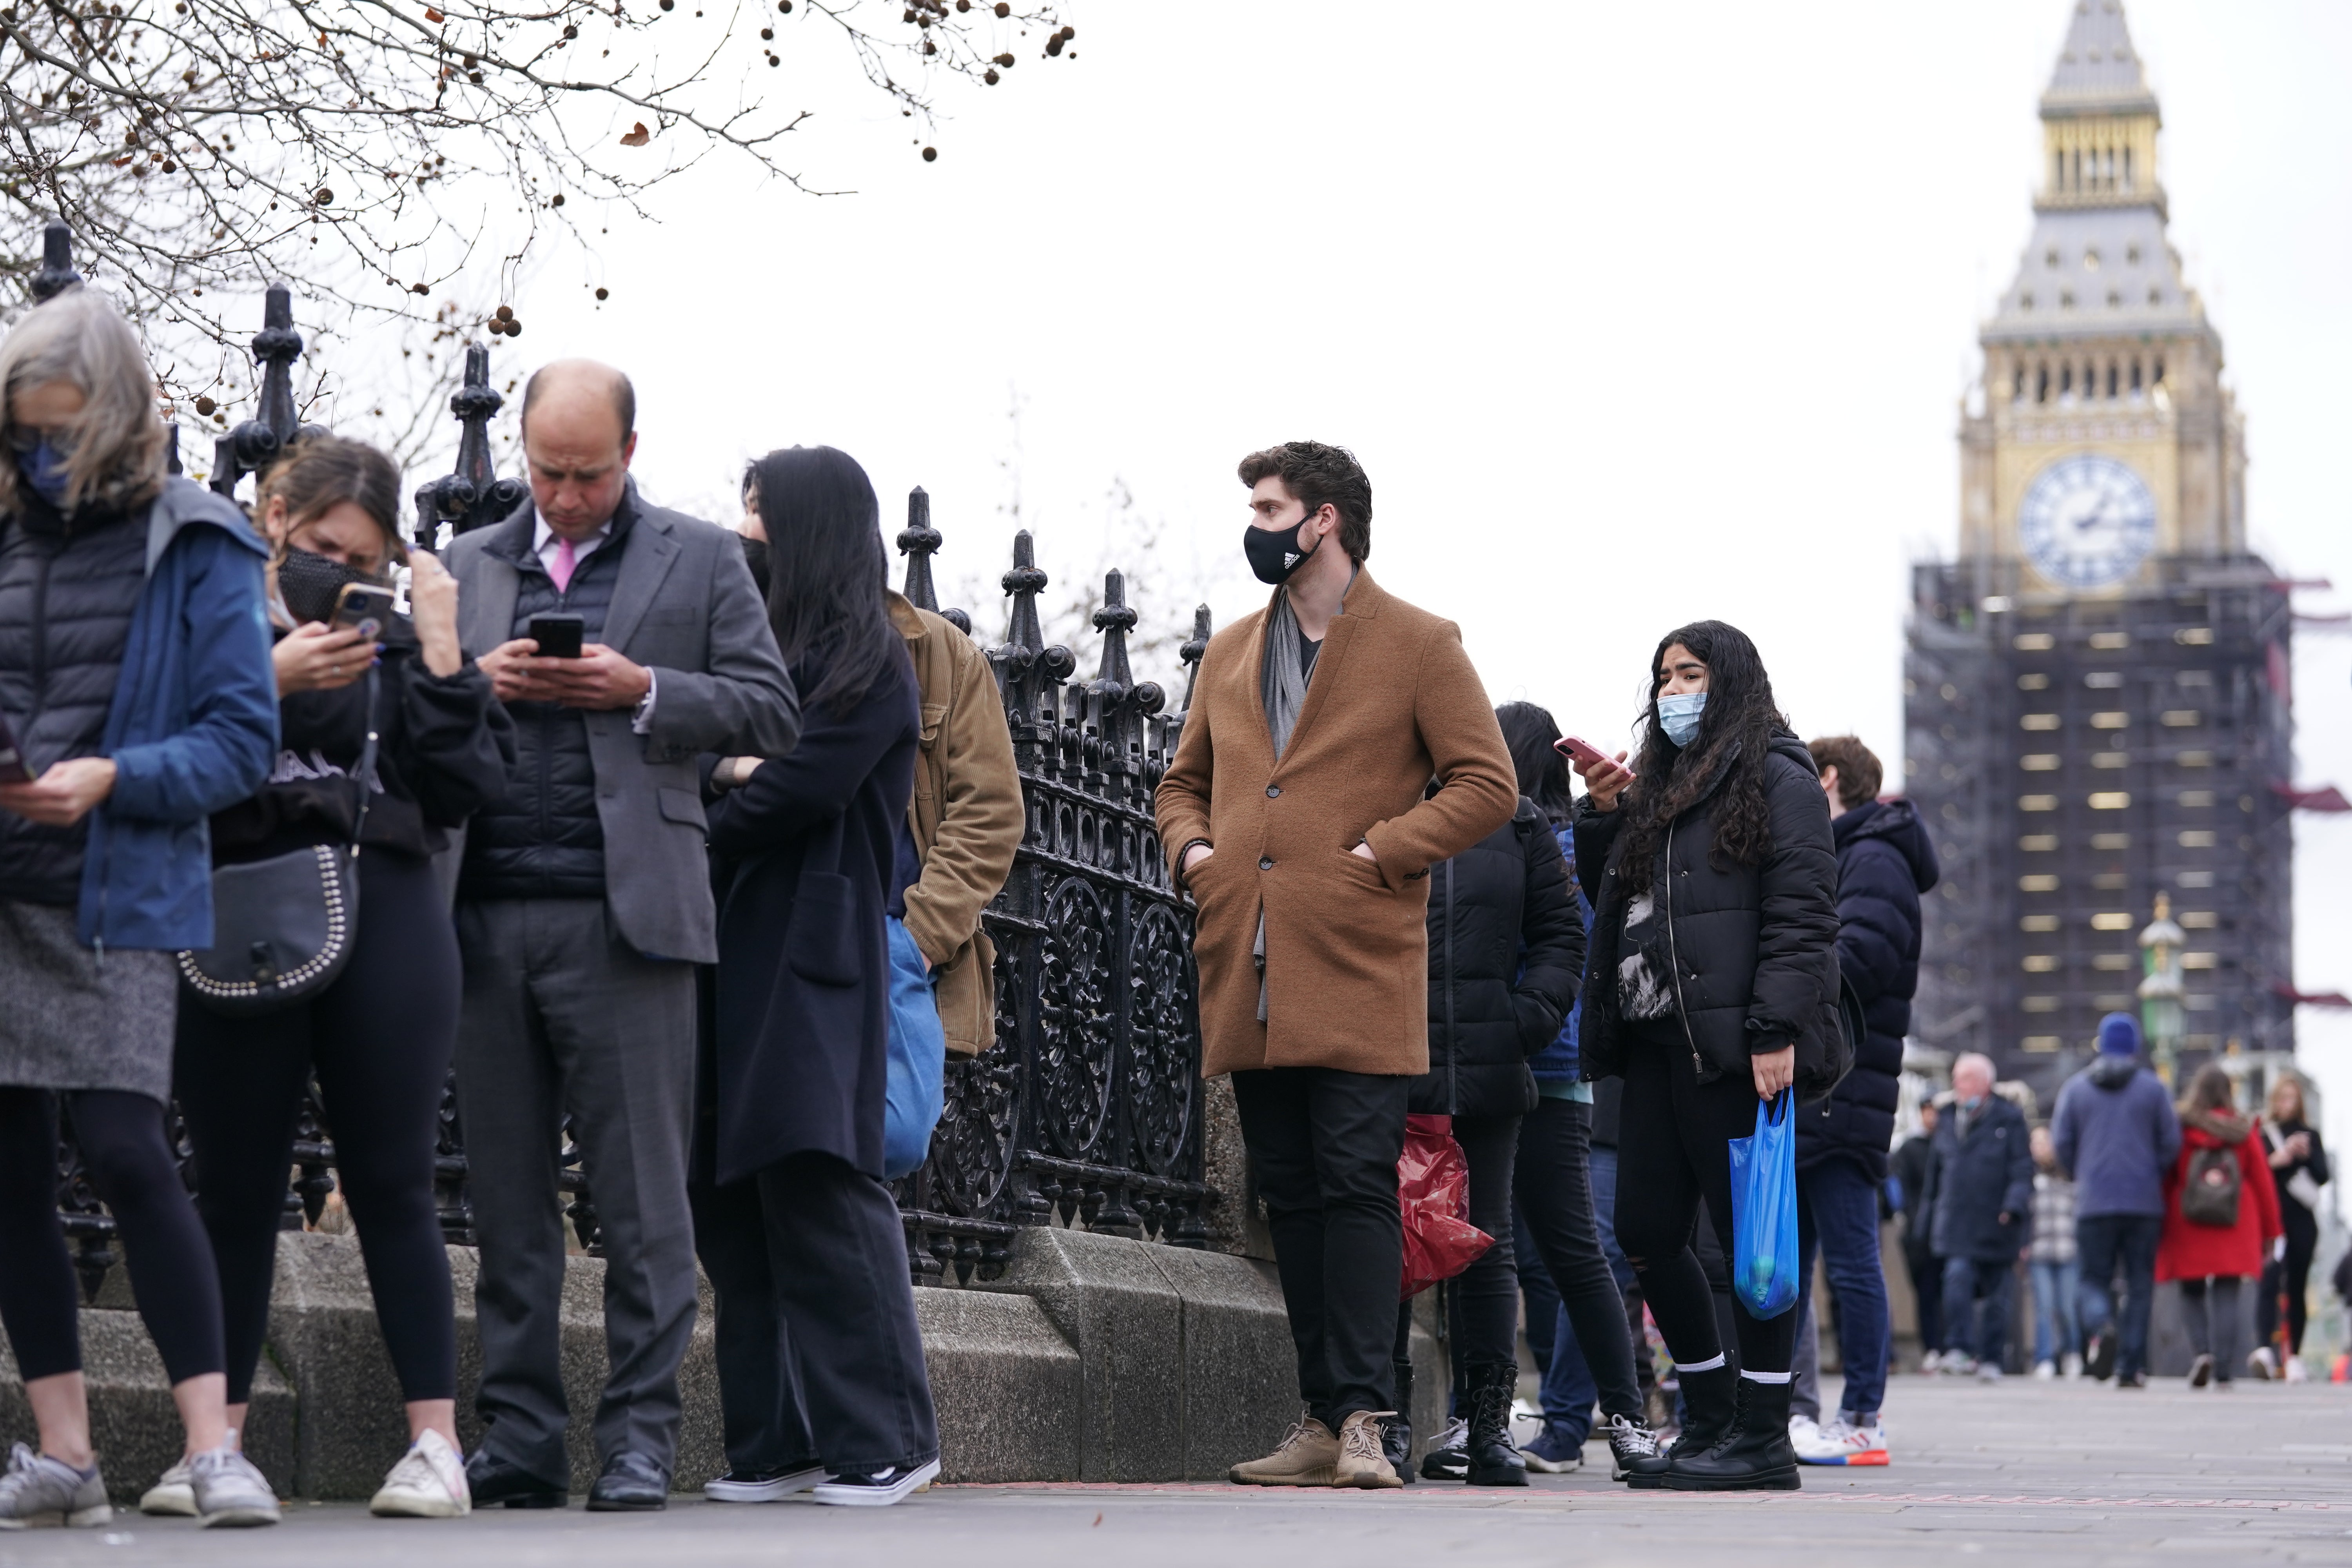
[2018,455,2158,590]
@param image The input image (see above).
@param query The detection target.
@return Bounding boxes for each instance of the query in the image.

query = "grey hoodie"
[2051,1054,2183,1220]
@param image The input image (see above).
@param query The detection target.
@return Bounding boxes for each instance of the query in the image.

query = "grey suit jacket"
[447,482,799,964]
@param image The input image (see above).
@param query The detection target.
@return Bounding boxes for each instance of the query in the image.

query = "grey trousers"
[455,898,700,1482]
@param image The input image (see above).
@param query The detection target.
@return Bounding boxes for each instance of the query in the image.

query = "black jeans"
[175,853,459,1405]
[1512,1097,1642,1420]
[2259,1207,2317,1355]
[0,1088,224,1385]
[2180,1275,2246,1378]
[2076,1212,2162,1379]
[1234,1065,1409,1428]
[1612,1024,1795,1377]
[691,1151,940,1475]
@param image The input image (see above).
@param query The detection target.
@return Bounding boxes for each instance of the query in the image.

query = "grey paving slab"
[3,1376,2350,1567]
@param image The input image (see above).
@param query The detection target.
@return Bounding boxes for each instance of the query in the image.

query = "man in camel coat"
[1156,440,1515,1488]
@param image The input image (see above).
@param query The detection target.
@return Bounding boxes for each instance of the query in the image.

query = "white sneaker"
[1788,1413,1820,1446]
[704,1462,830,1502]
[0,1443,112,1529]
[140,1455,197,1517]
[2033,1359,2057,1380]
[811,1457,940,1507]
[1975,1364,2003,1385]
[142,1423,232,1517]
[189,1446,279,1528]
[370,1431,471,1518]
[2061,1352,2083,1379]
[2247,1347,2278,1381]
[1795,1416,1889,1467]
[2286,1356,2311,1385]
[1918,1350,1942,1374]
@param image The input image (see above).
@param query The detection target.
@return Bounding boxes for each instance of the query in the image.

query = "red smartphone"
[1555,735,1632,778]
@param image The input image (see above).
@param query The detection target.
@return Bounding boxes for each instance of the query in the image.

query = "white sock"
[1740,1368,1793,1385]
[1675,1354,1727,1374]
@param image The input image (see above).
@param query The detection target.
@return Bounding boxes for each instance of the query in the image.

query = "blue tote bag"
[1728,1091,1800,1319]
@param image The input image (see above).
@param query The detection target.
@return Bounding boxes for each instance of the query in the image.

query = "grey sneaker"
[0,1442,112,1529]
[190,1446,280,1528]
[140,1455,198,1516]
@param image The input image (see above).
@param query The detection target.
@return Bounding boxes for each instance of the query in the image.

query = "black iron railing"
[29,225,1211,1292]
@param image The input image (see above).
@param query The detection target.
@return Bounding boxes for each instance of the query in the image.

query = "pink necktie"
[549,535,577,594]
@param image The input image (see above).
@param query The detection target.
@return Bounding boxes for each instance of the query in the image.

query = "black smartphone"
[0,708,37,784]
[528,612,586,661]
[332,583,398,641]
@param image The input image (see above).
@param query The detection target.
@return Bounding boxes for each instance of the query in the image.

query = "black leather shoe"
[464,1450,567,1509]
[1626,1365,1735,1489]
[587,1450,670,1512]
[1463,1361,1528,1488]
[1661,1376,1800,1492]
[1379,1359,1416,1484]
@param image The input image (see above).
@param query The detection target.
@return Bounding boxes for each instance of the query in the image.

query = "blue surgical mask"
[1657,690,1707,748]
[15,436,71,509]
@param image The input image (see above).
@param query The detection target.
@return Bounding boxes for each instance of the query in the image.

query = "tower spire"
[2041,0,2159,118]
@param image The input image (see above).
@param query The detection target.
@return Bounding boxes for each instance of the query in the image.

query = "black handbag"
[176,670,378,1016]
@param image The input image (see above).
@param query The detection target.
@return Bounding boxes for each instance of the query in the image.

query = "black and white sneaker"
[705,1462,830,1503]
[1603,1413,1663,1482]
[811,1458,940,1508]
[1417,1418,1469,1481]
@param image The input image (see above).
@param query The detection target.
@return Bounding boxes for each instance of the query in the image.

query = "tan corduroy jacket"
[891,592,1024,1057]
[1154,570,1515,1079]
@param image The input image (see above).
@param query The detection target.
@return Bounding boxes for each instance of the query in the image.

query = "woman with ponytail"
[1566,621,1840,1492]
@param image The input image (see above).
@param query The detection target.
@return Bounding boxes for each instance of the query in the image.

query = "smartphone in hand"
[527,612,586,661]
[1555,734,1633,779]
[332,583,399,641]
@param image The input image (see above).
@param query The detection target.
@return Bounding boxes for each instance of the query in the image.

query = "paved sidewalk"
[4,1377,2349,1566]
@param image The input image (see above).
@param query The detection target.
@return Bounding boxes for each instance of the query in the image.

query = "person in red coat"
[2156,1065,2282,1388]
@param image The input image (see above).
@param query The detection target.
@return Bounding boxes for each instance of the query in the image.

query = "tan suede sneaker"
[1335,1411,1405,1490]
[1229,1414,1341,1486]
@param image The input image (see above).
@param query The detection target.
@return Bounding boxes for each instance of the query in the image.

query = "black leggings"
[1613,1024,1795,1377]
[0,1087,225,1386]
[1394,1112,1520,1382]
[174,852,459,1405]
[1513,1097,1643,1420]
[2258,1209,2317,1356]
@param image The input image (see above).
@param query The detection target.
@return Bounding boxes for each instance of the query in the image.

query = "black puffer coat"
[1573,732,1842,1098]
[1411,797,1584,1118]
[1796,797,1940,1178]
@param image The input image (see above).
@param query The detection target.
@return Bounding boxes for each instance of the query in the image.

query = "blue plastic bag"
[1728,1091,1800,1319]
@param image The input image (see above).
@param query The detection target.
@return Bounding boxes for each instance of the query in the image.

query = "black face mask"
[1243,518,1324,586]
[740,535,772,601]
[277,545,381,626]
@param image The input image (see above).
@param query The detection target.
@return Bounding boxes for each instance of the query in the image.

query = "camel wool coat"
[1155,570,1516,1079]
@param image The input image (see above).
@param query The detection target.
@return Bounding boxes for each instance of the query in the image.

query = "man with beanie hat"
[2051,1014,2181,1385]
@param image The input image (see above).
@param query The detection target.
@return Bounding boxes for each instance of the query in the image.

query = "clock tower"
[1904,0,2294,1099]
[1959,0,2245,586]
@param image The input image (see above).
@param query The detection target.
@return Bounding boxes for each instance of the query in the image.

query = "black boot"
[1380,1359,1415,1484]
[1626,1364,1735,1489]
[1662,1375,1799,1492]
[1463,1361,1528,1487]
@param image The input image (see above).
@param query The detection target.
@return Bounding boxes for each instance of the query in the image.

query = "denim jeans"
[1942,1256,2015,1368]
[881,917,946,1180]
[2029,1257,2081,1365]
[1796,1156,1891,1420]
[1588,1146,1635,1291]
[2075,1213,2162,1379]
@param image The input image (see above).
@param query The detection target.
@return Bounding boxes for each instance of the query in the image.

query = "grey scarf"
[1261,586,1312,760]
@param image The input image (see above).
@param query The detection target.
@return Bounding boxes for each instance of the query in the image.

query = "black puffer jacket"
[1796,797,1940,1177]
[458,510,632,901]
[1573,732,1842,1098]
[0,501,149,904]
[1411,797,1584,1118]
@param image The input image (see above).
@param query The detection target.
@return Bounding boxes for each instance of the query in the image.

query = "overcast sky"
[377,2,2352,1150]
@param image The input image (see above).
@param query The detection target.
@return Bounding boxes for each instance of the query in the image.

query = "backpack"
[2180,1142,2242,1228]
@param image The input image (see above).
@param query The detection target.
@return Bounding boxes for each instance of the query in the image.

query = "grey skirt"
[0,900,179,1103]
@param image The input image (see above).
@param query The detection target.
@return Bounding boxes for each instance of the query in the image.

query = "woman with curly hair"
[1565,621,1840,1492]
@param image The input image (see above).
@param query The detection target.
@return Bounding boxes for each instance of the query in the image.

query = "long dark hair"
[1495,701,1574,827]
[2181,1062,2237,1120]
[745,445,902,718]
[1613,620,1787,876]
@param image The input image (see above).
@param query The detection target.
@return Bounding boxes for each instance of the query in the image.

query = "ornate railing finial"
[29,220,81,302]
[412,340,523,548]
[212,281,305,498]
[899,486,942,611]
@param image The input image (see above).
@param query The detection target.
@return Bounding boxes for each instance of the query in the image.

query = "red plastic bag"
[1398,1113,1494,1300]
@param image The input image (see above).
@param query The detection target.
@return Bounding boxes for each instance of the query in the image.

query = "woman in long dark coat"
[690,445,935,1506]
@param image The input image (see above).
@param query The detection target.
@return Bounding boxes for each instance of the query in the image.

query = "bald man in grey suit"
[447,360,797,1510]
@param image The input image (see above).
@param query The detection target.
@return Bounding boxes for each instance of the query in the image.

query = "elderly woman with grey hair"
[0,287,281,1528]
